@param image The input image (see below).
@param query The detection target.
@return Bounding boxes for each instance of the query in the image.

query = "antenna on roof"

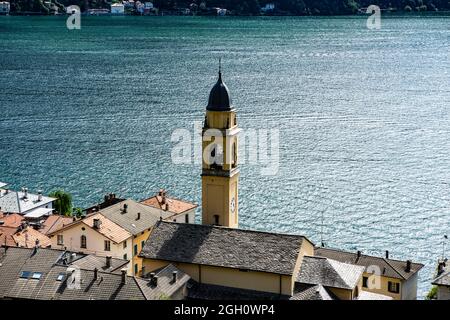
[320,209,325,247]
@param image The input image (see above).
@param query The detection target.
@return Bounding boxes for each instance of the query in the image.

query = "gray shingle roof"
[98,199,173,235]
[0,190,55,214]
[186,281,288,300]
[140,221,309,275]
[315,247,424,281]
[291,284,336,300]
[136,264,190,300]
[0,246,152,300]
[297,256,364,290]
[432,262,450,286]
[70,255,129,274]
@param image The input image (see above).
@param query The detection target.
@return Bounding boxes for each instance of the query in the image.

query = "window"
[80,235,87,249]
[31,272,42,280]
[104,240,111,251]
[185,214,189,224]
[134,264,138,275]
[123,241,127,249]
[57,234,64,245]
[141,241,145,249]
[362,276,368,288]
[56,273,65,281]
[134,244,138,256]
[123,254,127,260]
[214,215,219,225]
[20,271,31,279]
[388,281,400,294]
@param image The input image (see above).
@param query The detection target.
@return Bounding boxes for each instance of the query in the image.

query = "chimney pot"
[106,256,112,268]
[406,260,412,272]
[172,271,178,283]
[121,269,127,285]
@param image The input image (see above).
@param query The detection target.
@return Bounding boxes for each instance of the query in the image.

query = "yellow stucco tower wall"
[201,70,240,228]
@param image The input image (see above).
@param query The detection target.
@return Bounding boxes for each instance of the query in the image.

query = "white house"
[111,3,125,15]
[261,3,275,12]
[0,1,10,14]
[0,184,55,218]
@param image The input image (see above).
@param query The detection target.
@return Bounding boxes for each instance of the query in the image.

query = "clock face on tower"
[230,197,236,213]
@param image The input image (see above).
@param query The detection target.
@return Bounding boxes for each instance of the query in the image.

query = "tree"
[49,190,73,216]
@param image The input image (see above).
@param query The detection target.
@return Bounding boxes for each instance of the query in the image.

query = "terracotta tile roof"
[140,221,309,275]
[0,226,17,246]
[0,213,24,228]
[83,213,132,243]
[140,192,198,215]
[314,247,424,281]
[39,215,74,235]
[13,227,52,248]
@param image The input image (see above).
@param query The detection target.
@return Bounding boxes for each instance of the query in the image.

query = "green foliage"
[49,190,73,216]
[72,207,84,218]
[426,285,438,300]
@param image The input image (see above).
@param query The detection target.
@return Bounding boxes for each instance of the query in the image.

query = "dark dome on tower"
[207,71,233,111]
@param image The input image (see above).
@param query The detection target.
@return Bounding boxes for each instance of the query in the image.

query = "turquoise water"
[0,16,449,298]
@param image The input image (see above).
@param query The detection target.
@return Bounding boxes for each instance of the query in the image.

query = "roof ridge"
[382,258,406,280]
[160,220,308,239]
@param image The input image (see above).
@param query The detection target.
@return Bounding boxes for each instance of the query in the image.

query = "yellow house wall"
[329,287,353,300]
[363,273,403,300]
[132,229,152,276]
[142,258,292,295]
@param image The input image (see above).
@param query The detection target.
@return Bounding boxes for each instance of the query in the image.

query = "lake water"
[0,15,449,298]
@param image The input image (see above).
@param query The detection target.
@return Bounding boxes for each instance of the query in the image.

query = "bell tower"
[201,63,240,228]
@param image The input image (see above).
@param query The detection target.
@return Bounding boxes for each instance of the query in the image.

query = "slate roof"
[186,282,287,300]
[315,247,424,281]
[432,262,450,287]
[136,264,190,300]
[97,199,173,235]
[70,255,129,274]
[0,189,55,214]
[140,221,310,275]
[297,256,364,290]
[291,284,336,300]
[0,246,178,300]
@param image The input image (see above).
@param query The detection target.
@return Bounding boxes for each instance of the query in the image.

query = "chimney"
[405,260,412,273]
[93,218,101,229]
[35,238,40,248]
[136,212,141,220]
[152,275,158,287]
[122,203,128,214]
[160,189,166,204]
[165,203,169,211]
[23,187,28,199]
[106,256,112,268]
[121,269,127,285]
[37,190,43,202]
[172,271,178,283]
[357,250,361,258]
[150,272,155,282]
[94,268,98,281]
[385,250,389,259]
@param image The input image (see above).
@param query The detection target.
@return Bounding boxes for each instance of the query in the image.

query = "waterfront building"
[0,184,55,217]
[431,259,450,300]
[138,69,423,300]
[140,189,198,224]
[111,3,125,15]
[0,1,9,15]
